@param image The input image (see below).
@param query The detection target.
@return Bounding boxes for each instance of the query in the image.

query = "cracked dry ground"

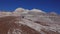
[0,16,60,34]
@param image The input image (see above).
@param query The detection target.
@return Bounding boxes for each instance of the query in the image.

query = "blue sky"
[0,0,60,14]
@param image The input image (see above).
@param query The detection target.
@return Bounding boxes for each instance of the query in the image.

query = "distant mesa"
[49,12,57,16]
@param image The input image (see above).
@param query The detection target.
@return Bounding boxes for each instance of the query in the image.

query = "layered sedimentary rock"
[0,8,60,34]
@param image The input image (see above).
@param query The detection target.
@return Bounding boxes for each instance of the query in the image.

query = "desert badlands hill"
[0,8,60,34]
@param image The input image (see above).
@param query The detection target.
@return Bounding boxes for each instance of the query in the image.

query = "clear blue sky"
[0,0,60,14]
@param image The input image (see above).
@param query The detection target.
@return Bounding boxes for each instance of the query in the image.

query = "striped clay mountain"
[0,8,60,34]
